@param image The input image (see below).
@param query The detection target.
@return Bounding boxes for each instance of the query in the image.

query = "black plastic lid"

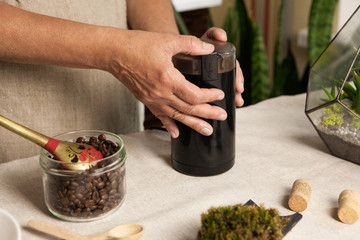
[172,38,236,76]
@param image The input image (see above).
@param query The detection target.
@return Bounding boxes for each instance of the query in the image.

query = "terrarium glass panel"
[305,6,360,164]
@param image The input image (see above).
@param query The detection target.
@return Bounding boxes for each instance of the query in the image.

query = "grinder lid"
[172,38,236,76]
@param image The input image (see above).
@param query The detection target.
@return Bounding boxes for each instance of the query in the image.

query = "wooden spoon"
[0,114,103,170]
[27,220,144,240]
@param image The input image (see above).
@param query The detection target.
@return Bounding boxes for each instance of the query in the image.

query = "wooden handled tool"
[0,114,102,170]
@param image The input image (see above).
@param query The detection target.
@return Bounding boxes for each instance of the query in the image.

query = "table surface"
[1,93,360,240]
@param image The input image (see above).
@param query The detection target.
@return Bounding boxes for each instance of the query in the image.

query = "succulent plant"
[340,70,360,114]
[197,203,288,240]
[320,69,360,129]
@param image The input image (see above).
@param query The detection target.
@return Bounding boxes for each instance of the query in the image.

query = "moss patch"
[197,204,289,240]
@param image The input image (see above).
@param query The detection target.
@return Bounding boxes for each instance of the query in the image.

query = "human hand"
[201,27,245,107]
[106,30,228,138]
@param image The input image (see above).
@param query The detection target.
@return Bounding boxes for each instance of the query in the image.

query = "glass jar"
[39,130,126,222]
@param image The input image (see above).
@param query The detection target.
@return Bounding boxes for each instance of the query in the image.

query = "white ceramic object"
[172,0,222,12]
[0,209,21,240]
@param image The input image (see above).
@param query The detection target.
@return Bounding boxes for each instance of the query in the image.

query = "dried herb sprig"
[197,204,289,240]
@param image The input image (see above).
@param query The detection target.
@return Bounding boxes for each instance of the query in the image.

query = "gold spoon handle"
[27,220,89,240]
[0,114,49,148]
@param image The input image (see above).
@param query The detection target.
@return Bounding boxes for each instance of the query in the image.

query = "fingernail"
[170,130,179,138]
[217,94,224,100]
[203,43,213,50]
[201,127,212,136]
[218,113,227,120]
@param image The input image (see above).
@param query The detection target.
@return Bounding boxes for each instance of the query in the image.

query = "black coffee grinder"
[171,39,236,176]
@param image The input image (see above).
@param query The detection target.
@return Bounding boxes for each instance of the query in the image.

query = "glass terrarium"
[305,6,360,164]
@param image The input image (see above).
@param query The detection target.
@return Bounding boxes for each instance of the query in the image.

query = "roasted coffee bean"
[98,134,106,141]
[69,194,76,202]
[75,193,83,199]
[67,190,75,197]
[60,198,69,206]
[85,199,96,208]
[75,208,82,214]
[92,191,100,202]
[96,181,105,189]
[76,186,86,194]
[57,190,64,198]
[85,183,93,191]
[45,134,124,219]
[99,199,106,206]
[70,181,79,187]
[62,180,70,187]
[92,179,98,186]
[76,137,85,143]
[63,207,71,213]
[101,193,109,200]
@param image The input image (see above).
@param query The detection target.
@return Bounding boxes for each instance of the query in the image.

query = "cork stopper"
[288,179,312,212]
[338,189,360,224]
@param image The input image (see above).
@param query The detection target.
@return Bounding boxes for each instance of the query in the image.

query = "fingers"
[171,70,224,103]
[235,60,245,107]
[173,35,214,56]
[202,27,227,42]
[149,105,216,139]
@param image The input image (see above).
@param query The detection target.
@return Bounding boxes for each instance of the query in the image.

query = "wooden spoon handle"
[27,220,88,240]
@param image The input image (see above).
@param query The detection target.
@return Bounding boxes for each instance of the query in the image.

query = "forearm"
[0,2,116,70]
[126,0,179,35]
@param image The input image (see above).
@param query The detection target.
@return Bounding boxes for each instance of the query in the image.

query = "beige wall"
[289,0,311,77]
[210,0,235,28]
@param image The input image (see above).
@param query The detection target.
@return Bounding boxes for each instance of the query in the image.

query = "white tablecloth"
[1,93,360,239]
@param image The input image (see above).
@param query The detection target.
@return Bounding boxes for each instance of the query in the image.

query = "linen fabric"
[1,94,360,239]
[0,0,143,163]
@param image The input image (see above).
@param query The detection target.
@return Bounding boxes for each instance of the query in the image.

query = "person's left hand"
[201,27,244,107]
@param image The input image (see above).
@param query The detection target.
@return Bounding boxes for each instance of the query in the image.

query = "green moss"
[351,118,360,130]
[197,204,288,240]
[321,108,344,127]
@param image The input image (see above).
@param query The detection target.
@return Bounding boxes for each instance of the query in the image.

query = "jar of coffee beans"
[39,130,126,222]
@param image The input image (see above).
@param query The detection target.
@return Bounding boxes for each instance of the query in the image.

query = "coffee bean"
[99,199,106,206]
[85,199,96,208]
[100,193,109,200]
[62,181,70,187]
[85,183,93,191]
[70,181,79,187]
[44,135,124,219]
[63,207,71,213]
[69,194,76,202]
[92,191,100,202]
[75,193,83,199]
[60,198,69,207]
[96,181,105,189]
[76,137,85,143]
[75,208,82,214]
[57,190,64,198]
[76,186,86,194]
[98,134,106,141]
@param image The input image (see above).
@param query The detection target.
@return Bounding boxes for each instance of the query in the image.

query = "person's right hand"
[102,29,228,138]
